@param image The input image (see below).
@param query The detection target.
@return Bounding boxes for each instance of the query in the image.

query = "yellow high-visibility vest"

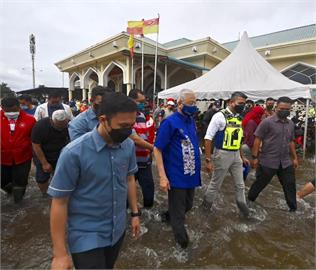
[221,109,243,150]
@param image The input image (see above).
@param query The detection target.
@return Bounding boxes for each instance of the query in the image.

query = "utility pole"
[29,34,36,88]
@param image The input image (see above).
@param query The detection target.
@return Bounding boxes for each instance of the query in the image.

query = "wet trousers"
[168,188,195,244]
[204,149,249,215]
[248,164,297,210]
[1,160,31,203]
[71,232,125,269]
[135,164,155,207]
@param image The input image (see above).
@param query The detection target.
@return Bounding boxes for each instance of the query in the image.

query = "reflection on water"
[1,158,315,269]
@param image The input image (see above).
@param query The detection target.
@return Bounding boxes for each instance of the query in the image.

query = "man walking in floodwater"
[248,96,298,211]
[48,93,140,269]
[154,89,201,248]
[203,91,250,217]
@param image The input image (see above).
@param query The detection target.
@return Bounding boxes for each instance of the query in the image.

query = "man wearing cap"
[161,98,176,121]
[31,110,70,194]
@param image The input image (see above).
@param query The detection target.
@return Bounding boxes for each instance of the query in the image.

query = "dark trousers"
[71,232,125,269]
[248,164,297,210]
[168,188,195,244]
[135,165,154,207]
[1,160,32,202]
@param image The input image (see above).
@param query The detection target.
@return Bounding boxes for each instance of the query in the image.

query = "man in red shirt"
[1,97,36,203]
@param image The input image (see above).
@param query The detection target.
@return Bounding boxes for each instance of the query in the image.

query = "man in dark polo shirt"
[31,110,70,195]
[248,96,298,211]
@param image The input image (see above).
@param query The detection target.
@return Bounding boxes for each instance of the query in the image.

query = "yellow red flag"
[143,18,159,34]
[128,34,134,58]
[127,21,144,35]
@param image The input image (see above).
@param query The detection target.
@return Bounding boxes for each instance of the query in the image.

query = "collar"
[272,114,289,123]
[86,107,98,120]
[91,126,121,152]
[225,107,235,115]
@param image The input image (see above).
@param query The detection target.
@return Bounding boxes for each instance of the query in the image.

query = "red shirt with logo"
[1,110,36,165]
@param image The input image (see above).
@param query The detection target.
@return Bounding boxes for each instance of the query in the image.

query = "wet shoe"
[175,231,189,249]
[289,208,296,212]
[12,187,26,203]
[160,211,170,223]
[201,199,212,210]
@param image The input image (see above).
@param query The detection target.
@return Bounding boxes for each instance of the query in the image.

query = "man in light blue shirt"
[48,92,141,269]
[68,86,113,140]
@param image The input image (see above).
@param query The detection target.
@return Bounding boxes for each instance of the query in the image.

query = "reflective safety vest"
[214,109,243,151]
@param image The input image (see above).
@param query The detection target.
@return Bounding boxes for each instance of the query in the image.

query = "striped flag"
[128,34,135,58]
[143,18,159,34]
[127,21,144,35]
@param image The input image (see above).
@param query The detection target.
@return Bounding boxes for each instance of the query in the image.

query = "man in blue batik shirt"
[48,92,141,269]
[154,89,201,249]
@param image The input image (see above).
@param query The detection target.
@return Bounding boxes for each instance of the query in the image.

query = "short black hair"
[277,96,293,105]
[48,90,62,98]
[128,89,144,100]
[246,100,255,105]
[231,91,248,100]
[1,96,20,108]
[18,94,32,103]
[91,86,113,98]
[266,97,275,102]
[98,92,137,118]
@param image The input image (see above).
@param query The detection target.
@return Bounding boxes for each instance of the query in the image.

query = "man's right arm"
[50,197,73,270]
[153,147,170,192]
[32,143,52,172]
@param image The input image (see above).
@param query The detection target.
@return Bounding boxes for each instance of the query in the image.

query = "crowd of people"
[1,87,315,269]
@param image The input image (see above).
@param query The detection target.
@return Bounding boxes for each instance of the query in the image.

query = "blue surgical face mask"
[21,105,28,110]
[182,104,198,116]
[137,103,145,111]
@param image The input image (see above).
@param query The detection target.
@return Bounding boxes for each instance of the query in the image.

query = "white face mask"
[4,111,20,120]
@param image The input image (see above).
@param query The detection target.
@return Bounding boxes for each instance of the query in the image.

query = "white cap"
[52,110,68,121]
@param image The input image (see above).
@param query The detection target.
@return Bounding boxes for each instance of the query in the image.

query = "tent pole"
[302,99,310,159]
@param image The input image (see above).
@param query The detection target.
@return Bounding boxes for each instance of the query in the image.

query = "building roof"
[163,38,192,48]
[165,56,210,71]
[222,24,316,51]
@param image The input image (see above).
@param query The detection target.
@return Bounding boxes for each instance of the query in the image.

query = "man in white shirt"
[203,92,250,217]
[34,90,73,121]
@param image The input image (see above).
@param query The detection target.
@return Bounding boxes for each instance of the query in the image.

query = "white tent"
[158,32,311,100]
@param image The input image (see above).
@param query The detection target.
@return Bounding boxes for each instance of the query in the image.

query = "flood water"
[1,157,315,269]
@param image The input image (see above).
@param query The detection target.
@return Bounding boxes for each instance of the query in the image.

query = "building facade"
[55,24,316,101]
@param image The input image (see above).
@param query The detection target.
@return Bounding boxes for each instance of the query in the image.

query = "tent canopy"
[158,32,311,100]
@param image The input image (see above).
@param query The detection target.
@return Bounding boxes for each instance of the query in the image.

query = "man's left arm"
[127,174,140,239]
[289,141,298,169]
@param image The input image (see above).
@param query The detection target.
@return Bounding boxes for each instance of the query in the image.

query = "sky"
[0,0,315,91]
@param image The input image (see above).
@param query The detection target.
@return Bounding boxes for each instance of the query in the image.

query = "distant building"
[55,24,316,100]
[17,86,69,102]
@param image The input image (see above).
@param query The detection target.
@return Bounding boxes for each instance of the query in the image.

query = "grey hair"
[52,109,68,121]
[177,89,195,102]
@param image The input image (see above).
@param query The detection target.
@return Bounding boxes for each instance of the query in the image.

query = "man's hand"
[292,158,299,169]
[51,254,73,270]
[242,157,250,166]
[251,158,258,169]
[131,216,141,239]
[42,162,53,173]
[160,177,170,192]
[205,161,214,173]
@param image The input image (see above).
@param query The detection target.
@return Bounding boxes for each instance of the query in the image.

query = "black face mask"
[234,104,245,114]
[266,105,274,111]
[277,110,290,119]
[107,125,132,144]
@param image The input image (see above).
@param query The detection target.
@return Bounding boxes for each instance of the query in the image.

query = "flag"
[143,18,159,34]
[128,34,135,58]
[127,21,144,35]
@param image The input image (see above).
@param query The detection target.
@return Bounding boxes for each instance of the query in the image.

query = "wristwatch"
[205,158,212,163]
[131,210,141,217]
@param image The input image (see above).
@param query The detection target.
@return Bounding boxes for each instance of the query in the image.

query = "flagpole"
[131,56,134,87]
[153,14,160,107]
[141,34,144,92]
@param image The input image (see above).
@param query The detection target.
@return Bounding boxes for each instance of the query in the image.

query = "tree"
[0,82,15,98]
